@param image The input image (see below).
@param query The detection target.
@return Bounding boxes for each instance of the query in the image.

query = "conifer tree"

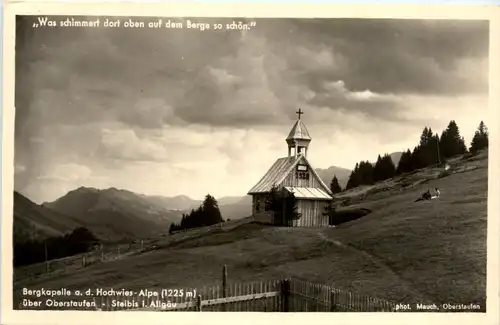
[283,192,300,226]
[267,185,283,214]
[413,127,438,168]
[380,153,397,180]
[410,146,422,170]
[172,194,223,231]
[470,121,489,154]
[330,175,342,194]
[440,120,467,158]
[267,185,299,226]
[202,194,223,225]
[343,120,481,190]
[373,155,384,182]
[396,149,413,174]
[346,160,376,190]
[346,163,361,190]
[358,161,375,185]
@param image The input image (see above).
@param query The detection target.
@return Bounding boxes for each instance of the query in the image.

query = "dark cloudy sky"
[14,16,489,203]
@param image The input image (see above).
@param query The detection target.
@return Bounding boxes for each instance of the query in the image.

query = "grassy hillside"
[13,151,487,311]
[326,150,487,306]
[13,191,84,243]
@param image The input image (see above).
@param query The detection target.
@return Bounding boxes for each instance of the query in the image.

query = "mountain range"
[13,152,401,244]
[13,191,84,243]
[40,187,187,241]
[14,187,254,244]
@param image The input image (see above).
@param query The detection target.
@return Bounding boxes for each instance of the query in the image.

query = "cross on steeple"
[296,108,304,120]
[287,108,311,158]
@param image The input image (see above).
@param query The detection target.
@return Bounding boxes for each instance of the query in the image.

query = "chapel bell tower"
[286,108,312,158]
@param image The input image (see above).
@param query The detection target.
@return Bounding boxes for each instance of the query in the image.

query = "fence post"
[222,264,228,311]
[281,278,290,312]
[196,295,202,311]
[93,297,101,311]
[329,290,336,312]
[44,243,49,274]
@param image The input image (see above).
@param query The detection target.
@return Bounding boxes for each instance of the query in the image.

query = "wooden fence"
[16,264,398,312]
[88,278,397,312]
[114,279,283,312]
[16,279,397,312]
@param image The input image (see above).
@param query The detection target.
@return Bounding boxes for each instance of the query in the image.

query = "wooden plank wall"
[252,195,330,227]
[282,170,322,188]
[293,200,329,227]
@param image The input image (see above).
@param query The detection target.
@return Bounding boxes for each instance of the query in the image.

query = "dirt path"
[316,230,437,304]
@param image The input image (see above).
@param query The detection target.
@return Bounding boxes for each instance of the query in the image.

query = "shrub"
[330,208,372,226]
[437,170,452,179]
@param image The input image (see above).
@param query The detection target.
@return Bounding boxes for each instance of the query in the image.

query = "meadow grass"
[13,152,488,311]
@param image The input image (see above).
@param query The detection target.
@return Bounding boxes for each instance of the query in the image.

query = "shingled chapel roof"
[247,108,332,198]
[247,154,332,196]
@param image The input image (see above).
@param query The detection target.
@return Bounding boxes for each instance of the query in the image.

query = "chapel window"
[296,164,310,180]
[264,200,272,211]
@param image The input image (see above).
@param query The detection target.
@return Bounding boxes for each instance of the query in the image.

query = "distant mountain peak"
[370,151,403,167]
[172,194,192,201]
[68,186,143,197]
[73,186,99,193]
[314,165,352,189]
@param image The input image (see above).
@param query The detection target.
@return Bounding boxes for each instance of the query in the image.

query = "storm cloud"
[14,16,489,203]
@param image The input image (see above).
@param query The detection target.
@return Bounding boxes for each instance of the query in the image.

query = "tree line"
[329,120,489,193]
[169,194,224,233]
[14,227,100,267]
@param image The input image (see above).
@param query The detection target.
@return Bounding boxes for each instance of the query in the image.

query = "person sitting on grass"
[415,188,440,202]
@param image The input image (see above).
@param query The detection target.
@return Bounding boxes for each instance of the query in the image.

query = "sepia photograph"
[2,3,499,324]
